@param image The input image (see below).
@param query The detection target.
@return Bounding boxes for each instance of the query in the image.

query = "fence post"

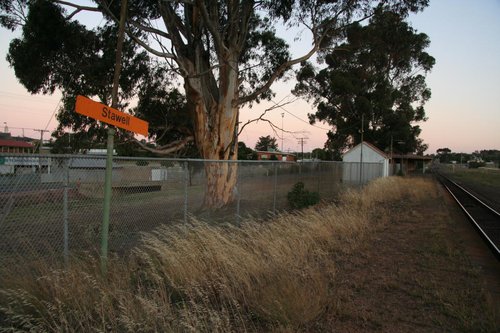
[273,162,278,214]
[184,161,189,223]
[235,161,240,225]
[63,157,70,265]
[101,128,115,275]
[317,162,321,195]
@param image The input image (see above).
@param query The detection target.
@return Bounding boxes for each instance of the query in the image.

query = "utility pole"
[33,129,50,153]
[359,114,364,184]
[390,134,393,175]
[297,137,308,160]
[281,112,284,152]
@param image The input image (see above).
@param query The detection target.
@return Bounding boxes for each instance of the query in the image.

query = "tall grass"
[0,177,432,332]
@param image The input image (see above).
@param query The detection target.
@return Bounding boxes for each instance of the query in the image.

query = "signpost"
[75,0,132,275]
[75,95,148,274]
[75,96,148,136]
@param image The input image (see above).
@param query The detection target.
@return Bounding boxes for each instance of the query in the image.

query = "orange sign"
[75,95,149,136]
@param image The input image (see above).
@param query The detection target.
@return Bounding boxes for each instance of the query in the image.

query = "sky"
[0,0,499,154]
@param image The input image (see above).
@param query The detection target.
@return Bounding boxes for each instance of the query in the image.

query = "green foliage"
[295,8,434,157]
[468,161,486,169]
[3,0,194,157]
[287,182,320,210]
[160,160,176,168]
[255,135,278,152]
[436,147,451,155]
[136,160,150,166]
[311,148,333,160]
[238,142,255,160]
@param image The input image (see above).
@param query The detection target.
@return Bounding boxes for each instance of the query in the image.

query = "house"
[0,133,38,174]
[342,142,389,183]
[255,151,296,162]
[0,137,35,154]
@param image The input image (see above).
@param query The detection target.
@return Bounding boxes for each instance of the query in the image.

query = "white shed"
[342,141,389,183]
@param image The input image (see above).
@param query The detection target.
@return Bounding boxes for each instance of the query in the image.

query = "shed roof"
[392,154,433,160]
[0,139,34,148]
[343,141,388,159]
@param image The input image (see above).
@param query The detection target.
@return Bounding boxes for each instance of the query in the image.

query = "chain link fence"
[0,153,383,266]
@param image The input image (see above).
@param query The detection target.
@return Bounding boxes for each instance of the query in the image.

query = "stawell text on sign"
[75,95,149,136]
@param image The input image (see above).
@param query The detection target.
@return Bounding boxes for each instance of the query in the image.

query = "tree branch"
[131,136,194,155]
[238,96,300,136]
[237,2,375,107]
[129,20,171,39]
[195,0,228,55]
[92,0,176,59]
[52,0,101,13]
[126,32,176,59]
[237,43,320,106]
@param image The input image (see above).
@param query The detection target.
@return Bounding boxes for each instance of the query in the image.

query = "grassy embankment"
[0,177,498,332]
[441,164,500,188]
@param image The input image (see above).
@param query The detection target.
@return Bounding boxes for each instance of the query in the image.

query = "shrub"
[287,182,320,209]
[136,160,149,166]
[160,160,176,168]
[468,161,486,169]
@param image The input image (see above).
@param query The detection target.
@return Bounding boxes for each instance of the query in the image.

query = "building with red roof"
[0,138,34,154]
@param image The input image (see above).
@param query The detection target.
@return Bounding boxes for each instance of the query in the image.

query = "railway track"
[438,174,500,260]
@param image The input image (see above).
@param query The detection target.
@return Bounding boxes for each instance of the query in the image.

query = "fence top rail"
[0,153,384,165]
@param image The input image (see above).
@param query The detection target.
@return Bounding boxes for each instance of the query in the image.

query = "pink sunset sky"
[1,0,499,154]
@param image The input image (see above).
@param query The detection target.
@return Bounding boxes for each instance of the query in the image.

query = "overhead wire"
[269,99,331,131]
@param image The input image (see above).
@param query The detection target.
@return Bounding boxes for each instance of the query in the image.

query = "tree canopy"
[255,135,278,152]
[237,141,255,160]
[295,8,434,156]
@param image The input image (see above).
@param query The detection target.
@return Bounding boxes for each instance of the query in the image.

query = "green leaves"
[255,135,279,152]
[296,8,434,155]
[287,182,320,210]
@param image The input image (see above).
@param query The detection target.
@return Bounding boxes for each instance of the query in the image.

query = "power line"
[269,100,331,131]
[0,90,60,103]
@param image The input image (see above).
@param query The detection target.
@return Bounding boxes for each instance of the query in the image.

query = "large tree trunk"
[184,52,240,209]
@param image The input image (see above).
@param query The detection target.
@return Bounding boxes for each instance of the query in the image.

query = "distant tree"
[436,148,451,155]
[49,133,89,154]
[295,8,434,156]
[478,149,500,164]
[311,148,331,160]
[255,135,278,152]
[237,142,255,160]
[436,147,452,163]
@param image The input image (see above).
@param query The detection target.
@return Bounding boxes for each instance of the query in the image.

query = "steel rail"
[439,174,500,259]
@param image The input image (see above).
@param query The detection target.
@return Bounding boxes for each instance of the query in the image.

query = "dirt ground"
[307,176,500,332]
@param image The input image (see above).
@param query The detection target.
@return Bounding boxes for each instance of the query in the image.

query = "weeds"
[0,177,497,332]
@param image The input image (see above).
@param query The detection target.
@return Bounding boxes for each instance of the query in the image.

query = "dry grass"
[0,176,489,332]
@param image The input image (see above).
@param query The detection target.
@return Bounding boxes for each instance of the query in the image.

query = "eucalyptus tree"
[295,8,434,156]
[1,0,428,208]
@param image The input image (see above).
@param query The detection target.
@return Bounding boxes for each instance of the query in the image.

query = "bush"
[136,160,149,166]
[468,161,486,169]
[287,182,320,209]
